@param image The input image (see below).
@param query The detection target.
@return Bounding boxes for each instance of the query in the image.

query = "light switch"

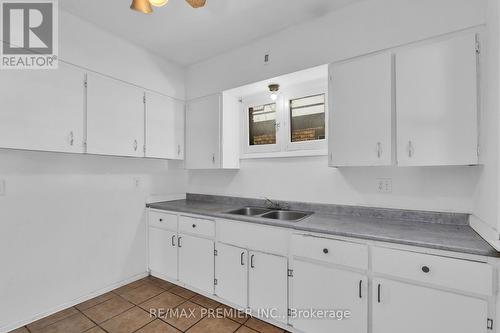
[376,178,392,193]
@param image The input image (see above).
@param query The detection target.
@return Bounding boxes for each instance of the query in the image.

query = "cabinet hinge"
[143,95,146,104]
[214,249,218,256]
[287,309,292,317]
[143,145,146,154]
[287,269,293,277]
[83,77,88,88]
[214,278,218,286]
[487,318,493,330]
[477,145,481,157]
[475,35,481,54]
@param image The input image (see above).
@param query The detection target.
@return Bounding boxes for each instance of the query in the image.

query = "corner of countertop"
[146,193,186,206]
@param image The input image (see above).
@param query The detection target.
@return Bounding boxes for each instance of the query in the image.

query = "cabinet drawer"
[217,219,289,255]
[291,234,368,270]
[149,210,177,230]
[372,247,494,296]
[179,215,215,238]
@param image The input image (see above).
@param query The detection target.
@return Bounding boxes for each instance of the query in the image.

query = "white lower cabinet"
[148,226,177,280]
[178,234,215,294]
[291,260,368,333]
[248,251,288,324]
[372,278,488,333]
[215,243,248,309]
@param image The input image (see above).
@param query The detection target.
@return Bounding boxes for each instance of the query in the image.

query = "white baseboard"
[1,271,149,333]
[470,214,500,251]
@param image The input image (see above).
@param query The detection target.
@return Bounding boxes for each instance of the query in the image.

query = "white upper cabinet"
[145,92,184,160]
[0,63,85,153]
[396,34,479,166]
[329,53,393,167]
[86,73,145,158]
[185,92,239,169]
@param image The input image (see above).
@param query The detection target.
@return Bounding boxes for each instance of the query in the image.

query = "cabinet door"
[149,227,177,280]
[178,234,214,294]
[215,243,247,309]
[396,34,478,166]
[291,260,367,333]
[373,278,488,333]
[145,92,184,160]
[185,94,221,169]
[329,53,393,166]
[248,251,288,323]
[87,74,145,157]
[0,63,85,153]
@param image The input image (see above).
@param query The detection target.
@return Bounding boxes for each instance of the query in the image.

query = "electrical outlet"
[0,179,5,196]
[376,178,392,193]
[133,177,141,189]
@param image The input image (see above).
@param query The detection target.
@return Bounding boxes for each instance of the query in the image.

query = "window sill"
[241,149,327,160]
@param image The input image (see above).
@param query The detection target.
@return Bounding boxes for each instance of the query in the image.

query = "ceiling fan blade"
[185,0,206,8]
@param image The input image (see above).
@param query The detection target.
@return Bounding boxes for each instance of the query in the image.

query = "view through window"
[290,94,326,142]
[248,103,277,146]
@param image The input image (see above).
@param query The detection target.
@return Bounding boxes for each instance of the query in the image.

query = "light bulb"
[149,0,168,7]
[270,93,278,101]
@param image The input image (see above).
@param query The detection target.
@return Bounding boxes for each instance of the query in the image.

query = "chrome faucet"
[264,197,289,210]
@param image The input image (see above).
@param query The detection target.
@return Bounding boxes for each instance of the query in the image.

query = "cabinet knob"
[192,224,197,228]
[421,266,430,273]
[323,248,329,254]
[159,218,163,222]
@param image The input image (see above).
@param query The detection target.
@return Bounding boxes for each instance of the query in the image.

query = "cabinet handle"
[408,141,414,158]
[240,252,245,266]
[69,131,74,146]
[192,224,196,228]
[212,153,215,164]
[178,144,181,155]
[250,254,255,268]
[323,248,329,254]
[377,284,381,303]
[422,266,430,273]
[133,140,138,151]
[376,142,382,158]
[171,235,176,247]
[359,280,363,299]
[177,236,182,248]
[159,218,163,222]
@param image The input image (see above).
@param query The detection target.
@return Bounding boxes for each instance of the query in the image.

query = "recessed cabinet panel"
[215,243,248,309]
[0,63,85,153]
[86,74,145,157]
[178,234,215,294]
[329,53,393,166]
[248,251,288,323]
[186,94,221,169]
[291,260,368,333]
[145,92,184,160]
[396,34,478,166]
[372,278,487,333]
[149,227,177,280]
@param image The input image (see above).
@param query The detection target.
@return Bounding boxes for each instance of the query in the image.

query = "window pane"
[249,103,276,146]
[290,94,325,142]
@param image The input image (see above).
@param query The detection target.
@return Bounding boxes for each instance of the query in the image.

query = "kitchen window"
[242,82,328,157]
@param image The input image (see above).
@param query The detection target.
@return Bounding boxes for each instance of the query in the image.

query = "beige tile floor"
[10,276,290,333]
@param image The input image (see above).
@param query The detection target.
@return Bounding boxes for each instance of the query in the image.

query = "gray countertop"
[147,197,498,258]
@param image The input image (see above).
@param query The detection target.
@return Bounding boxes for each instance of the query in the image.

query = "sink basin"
[260,210,311,221]
[226,207,272,216]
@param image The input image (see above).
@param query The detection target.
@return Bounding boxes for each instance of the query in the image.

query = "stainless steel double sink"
[225,206,312,222]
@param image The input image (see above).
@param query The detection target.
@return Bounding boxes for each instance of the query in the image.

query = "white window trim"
[241,79,328,159]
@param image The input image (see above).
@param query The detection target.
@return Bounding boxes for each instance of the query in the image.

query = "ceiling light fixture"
[130,0,152,13]
[130,0,206,14]
[268,84,280,101]
[149,0,169,6]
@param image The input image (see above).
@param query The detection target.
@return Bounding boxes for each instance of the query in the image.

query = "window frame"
[241,79,328,159]
[242,94,282,155]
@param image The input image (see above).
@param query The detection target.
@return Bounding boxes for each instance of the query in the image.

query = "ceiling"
[60,0,363,66]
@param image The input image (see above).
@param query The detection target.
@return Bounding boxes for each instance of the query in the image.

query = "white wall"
[186,0,488,213]
[0,9,187,332]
